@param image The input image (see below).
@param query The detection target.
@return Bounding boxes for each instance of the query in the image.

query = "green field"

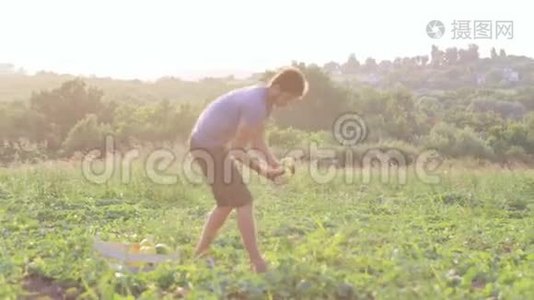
[1,163,533,299]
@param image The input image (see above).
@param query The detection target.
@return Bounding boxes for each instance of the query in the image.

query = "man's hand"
[251,134,280,169]
[265,165,285,181]
[251,257,268,273]
[239,155,285,182]
[230,122,287,182]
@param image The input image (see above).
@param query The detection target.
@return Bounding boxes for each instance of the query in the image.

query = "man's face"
[268,84,301,108]
[274,92,299,107]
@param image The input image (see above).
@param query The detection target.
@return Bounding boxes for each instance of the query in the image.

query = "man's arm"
[250,130,280,168]
[230,125,283,180]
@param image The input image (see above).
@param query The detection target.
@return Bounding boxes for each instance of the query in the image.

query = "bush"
[61,114,109,156]
[0,139,47,165]
[452,127,495,160]
[505,145,531,163]
[267,126,335,149]
[267,126,307,149]
[335,140,420,167]
[424,123,457,154]
[425,123,495,160]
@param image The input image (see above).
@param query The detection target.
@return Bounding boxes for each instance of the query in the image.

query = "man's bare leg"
[236,202,267,272]
[195,205,233,257]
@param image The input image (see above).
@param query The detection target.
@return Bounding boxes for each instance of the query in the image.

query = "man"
[188,67,307,272]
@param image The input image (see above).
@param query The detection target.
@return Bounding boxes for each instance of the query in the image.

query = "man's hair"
[268,67,308,97]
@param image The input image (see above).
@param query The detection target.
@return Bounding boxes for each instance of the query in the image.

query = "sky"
[0,0,531,80]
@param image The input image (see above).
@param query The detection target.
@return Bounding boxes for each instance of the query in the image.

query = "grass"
[0,161,533,299]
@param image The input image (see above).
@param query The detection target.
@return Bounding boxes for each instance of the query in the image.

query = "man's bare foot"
[194,248,210,259]
[251,258,268,273]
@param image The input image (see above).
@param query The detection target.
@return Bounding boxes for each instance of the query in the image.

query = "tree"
[414,56,422,66]
[491,47,498,59]
[341,54,360,74]
[30,79,104,149]
[445,47,459,65]
[364,57,378,71]
[378,60,393,71]
[271,63,352,131]
[431,45,444,67]
[421,55,429,66]
[402,57,415,67]
[471,99,525,120]
[393,57,402,68]
[171,103,199,141]
[457,44,479,63]
[382,87,418,141]
[323,61,341,74]
[499,49,507,57]
[426,123,494,160]
[61,114,108,156]
[525,113,534,153]
[468,44,480,61]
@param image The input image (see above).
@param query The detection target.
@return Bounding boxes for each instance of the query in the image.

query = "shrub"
[61,114,109,156]
[425,123,494,160]
[505,145,531,163]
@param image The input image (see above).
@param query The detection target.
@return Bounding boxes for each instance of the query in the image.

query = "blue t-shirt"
[190,85,271,147]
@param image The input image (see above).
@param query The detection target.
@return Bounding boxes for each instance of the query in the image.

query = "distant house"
[502,68,519,82]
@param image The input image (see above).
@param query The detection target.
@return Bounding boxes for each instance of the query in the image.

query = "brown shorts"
[189,139,252,208]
